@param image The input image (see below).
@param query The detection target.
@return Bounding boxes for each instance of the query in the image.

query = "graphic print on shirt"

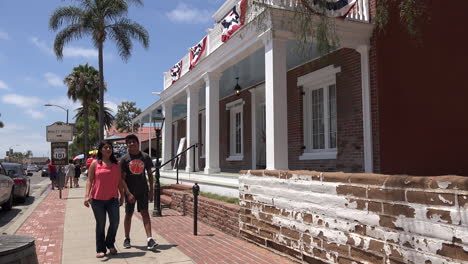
[129,159,145,175]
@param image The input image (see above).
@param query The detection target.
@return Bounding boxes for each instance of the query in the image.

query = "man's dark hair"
[125,134,139,144]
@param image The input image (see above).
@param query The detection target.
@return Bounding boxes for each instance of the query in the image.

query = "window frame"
[298,65,341,160]
[200,110,206,158]
[226,99,244,161]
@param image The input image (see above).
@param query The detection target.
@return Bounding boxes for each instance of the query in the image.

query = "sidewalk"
[15,178,296,264]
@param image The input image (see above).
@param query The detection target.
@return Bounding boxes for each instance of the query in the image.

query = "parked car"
[41,165,49,177]
[26,164,40,173]
[0,162,14,210]
[3,162,31,202]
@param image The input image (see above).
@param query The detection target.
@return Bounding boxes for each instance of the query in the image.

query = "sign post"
[47,122,73,199]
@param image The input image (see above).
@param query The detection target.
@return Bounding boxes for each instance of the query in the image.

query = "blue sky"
[0,0,224,157]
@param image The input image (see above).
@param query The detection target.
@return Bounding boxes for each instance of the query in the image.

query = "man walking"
[120,134,157,250]
[47,159,57,190]
[65,159,75,188]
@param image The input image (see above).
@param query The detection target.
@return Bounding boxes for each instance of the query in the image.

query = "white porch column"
[203,72,222,174]
[264,31,289,170]
[186,85,200,172]
[357,45,373,173]
[148,112,152,157]
[162,102,173,170]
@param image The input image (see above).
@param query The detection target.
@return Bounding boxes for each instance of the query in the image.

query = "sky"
[0,0,225,157]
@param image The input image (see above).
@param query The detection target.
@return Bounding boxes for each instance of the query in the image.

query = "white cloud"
[44,72,63,87]
[0,80,11,91]
[166,3,213,24]
[0,31,9,40]
[63,46,98,58]
[1,93,41,108]
[25,109,46,119]
[0,124,49,157]
[30,37,53,55]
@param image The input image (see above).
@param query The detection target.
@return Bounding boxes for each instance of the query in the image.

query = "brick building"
[135,0,468,176]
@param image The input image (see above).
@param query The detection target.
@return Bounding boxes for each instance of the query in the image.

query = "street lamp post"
[44,104,69,124]
[152,109,165,217]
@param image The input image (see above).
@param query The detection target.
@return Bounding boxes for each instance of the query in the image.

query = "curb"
[4,181,51,235]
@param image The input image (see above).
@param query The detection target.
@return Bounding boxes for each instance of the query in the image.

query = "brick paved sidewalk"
[137,209,296,264]
[16,188,69,264]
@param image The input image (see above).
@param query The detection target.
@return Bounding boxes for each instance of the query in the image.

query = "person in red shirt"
[84,141,133,258]
[47,159,57,190]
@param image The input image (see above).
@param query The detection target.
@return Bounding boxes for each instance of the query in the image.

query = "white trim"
[357,45,373,173]
[200,110,206,158]
[212,0,237,22]
[225,98,245,109]
[249,89,257,169]
[229,101,244,158]
[298,65,341,88]
[226,155,244,161]
[299,151,337,160]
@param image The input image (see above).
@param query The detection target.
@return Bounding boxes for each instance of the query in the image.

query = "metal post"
[192,183,199,236]
[153,127,162,217]
[176,156,179,184]
[66,109,69,124]
[58,166,63,199]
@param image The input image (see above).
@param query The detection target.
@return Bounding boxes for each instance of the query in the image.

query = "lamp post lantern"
[152,109,165,217]
[44,104,69,124]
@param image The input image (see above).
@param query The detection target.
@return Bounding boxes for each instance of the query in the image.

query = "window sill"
[226,155,244,161]
[299,151,337,160]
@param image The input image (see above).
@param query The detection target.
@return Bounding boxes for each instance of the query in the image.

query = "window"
[298,65,341,160]
[226,99,244,160]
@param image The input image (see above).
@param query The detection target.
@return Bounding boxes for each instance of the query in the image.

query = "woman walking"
[84,140,130,258]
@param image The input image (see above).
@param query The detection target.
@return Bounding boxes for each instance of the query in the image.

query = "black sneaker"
[123,238,131,248]
[147,238,158,250]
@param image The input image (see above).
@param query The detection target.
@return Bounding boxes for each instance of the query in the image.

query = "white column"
[186,85,200,172]
[148,112,152,157]
[162,102,173,170]
[203,72,222,174]
[264,31,289,170]
[249,89,257,169]
[357,45,373,173]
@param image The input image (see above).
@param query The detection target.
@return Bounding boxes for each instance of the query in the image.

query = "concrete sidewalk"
[15,178,295,264]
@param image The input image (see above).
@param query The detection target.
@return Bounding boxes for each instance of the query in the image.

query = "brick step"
[170,184,192,191]
[160,194,172,206]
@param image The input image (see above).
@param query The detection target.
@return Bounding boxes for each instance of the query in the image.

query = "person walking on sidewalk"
[64,159,75,188]
[84,140,129,258]
[47,159,57,190]
[120,134,157,250]
[74,161,81,187]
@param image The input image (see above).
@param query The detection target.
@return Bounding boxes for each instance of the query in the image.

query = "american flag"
[221,0,247,43]
[170,61,182,84]
[189,36,207,69]
[305,0,357,18]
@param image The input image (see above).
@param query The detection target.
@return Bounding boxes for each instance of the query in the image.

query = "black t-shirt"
[120,152,153,195]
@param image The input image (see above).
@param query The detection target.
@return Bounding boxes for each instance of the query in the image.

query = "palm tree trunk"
[84,101,90,162]
[98,42,105,141]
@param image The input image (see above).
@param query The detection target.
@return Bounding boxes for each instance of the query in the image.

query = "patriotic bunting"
[189,36,207,70]
[221,0,247,43]
[304,0,357,18]
[170,61,182,84]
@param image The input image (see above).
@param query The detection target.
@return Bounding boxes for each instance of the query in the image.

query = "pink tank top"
[90,162,120,200]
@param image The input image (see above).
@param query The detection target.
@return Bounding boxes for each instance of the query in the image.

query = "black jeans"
[90,198,119,253]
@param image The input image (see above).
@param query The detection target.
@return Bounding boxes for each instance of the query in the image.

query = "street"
[0,171,50,234]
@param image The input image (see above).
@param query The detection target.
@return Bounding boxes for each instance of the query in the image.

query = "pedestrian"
[47,159,57,190]
[74,161,81,187]
[120,134,157,250]
[86,153,96,169]
[84,140,131,258]
[65,159,75,188]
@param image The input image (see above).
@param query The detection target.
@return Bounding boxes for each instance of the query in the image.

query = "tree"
[115,101,141,132]
[49,0,149,142]
[64,63,101,161]
[251,0,428,54]
[0,113,4,128]
[75,103,114,131]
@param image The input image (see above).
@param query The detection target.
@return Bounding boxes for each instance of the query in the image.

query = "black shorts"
[125,192,148,214]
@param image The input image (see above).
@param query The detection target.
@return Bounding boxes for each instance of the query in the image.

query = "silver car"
[3,162,31,202]
[0,162,14,210]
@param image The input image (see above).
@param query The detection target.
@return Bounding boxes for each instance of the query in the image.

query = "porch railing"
[163,0,370,90]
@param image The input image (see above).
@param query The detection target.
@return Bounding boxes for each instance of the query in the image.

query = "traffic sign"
[51,142,68,166]
[46,122,74,142]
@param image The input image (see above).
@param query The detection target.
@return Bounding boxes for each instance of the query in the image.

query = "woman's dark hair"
[96,140,118,164]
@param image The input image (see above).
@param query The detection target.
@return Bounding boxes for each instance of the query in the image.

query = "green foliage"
[49,0,149,141]
[115,101,142,132]
[75,103,114,130]
[188,190,240,205]
[0,113,4,128]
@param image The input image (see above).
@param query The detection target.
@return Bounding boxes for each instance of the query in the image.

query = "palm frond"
[53,24,87,59]
[107,18,149,61]
[49,6,84,31]
[108,24,132,60]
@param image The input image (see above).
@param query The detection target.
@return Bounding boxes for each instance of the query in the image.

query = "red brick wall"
[287,48,364,172]
[219,91,253,172]
[162,188,240,237]
[240,170,468,263]
[376,0,468,176]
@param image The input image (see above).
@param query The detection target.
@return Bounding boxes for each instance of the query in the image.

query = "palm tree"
[49,0,149,141]
[64,63,102,160]
[75,103,114,131]
[0,113,4,128]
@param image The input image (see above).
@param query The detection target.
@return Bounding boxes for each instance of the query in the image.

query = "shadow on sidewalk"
[103,251,147,259]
